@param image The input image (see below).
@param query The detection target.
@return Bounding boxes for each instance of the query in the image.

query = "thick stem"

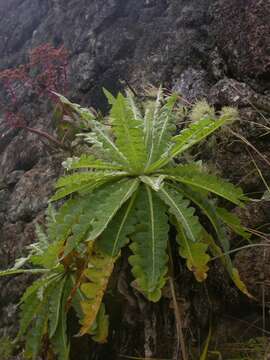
[25,126,70,151]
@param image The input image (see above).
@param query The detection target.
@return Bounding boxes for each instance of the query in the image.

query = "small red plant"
[0,43,69,150]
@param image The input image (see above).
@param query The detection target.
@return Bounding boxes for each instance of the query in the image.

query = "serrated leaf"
[51,171,126,201]
[79,247,116,335]
[62,154,123,171]
[97,194,137,257]
[149,111,235,171]
[110,93,147,172]
[54,92,128,165]
[86,179,139,241]
[129,185,169,302]
[143,85,163,153]
[24,299,49,359]
[49,276,67,338]
[164,164,246,206]
[158,184,203,243]
[175,222,210,281]
[175,184,230,252]
[51,276,72,360]
[89,303,109,343]
[145,92,178,170]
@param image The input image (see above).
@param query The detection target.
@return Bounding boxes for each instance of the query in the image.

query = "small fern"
[0,87,251,359]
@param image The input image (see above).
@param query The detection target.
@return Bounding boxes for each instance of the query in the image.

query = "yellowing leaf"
[79,248,116,335]
[231,268,254,299]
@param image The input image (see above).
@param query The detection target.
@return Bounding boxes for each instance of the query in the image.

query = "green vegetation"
[0,87,251,359]
[0,336,15,359]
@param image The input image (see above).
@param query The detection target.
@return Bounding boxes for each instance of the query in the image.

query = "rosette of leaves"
[0,88,251,359]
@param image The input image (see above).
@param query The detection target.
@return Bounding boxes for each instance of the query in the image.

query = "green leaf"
[24,299,49,359]
[110,93,147,172]
[158,184,203,243]
[18,291,42,339]
[175,184,230,253]
[129,185,169,302]
[143,85,163,154]
[164,164,246,206]
[216,207,251,240]
[62,154,123,171]
[97,194,137,257]
[29,241,63,269]
[148,111,236,171]
[81,122,129,165]
[103,88,116,105]
[54,92,129,165]
[48,276,67,338]
[140,175,166,191]
[51,276,72,360]
[51,170,126,201]
[86,178,139,241]
[145,92,178,170]
[0,268,48,277]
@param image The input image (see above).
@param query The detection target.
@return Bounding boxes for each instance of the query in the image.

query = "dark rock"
[7,156,62,223]
[212,0,270,87]
[208,78,256,107]
[173,67,210,103]
[5,170,25,186]
[0,189,9,212]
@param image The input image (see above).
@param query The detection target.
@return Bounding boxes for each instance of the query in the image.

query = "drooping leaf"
[171,184,251,294]
[48,275,67,338]
[216,207,251,240]
[129,185,169,302]
[51,276,73,360]
[157,184,203,243]
[88,303,109,343]
[175,183,231,253]
[24,298,49,359]
[175,222,210,281]
[79,247,116,335]
[231,268,253,298]
[18,289,43,339]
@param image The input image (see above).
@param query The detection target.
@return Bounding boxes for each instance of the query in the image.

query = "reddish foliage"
[0,43,68,128]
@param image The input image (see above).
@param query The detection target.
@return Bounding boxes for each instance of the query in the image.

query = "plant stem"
[25,126,70,150]
[168,240,188,360]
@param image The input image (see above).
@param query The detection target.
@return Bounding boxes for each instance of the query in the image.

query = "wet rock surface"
[0,0,269,359]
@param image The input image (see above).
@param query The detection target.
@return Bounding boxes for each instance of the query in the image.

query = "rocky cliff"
[0,1,269,359]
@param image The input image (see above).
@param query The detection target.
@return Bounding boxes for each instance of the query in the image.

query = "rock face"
[0,0,269,359]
